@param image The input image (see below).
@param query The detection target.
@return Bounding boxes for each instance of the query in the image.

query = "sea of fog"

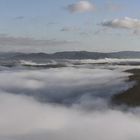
[1,58,140,140]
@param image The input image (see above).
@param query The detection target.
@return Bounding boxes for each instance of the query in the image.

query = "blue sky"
[0,0,140,52]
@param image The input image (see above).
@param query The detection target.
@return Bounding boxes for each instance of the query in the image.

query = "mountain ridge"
[1,51,140,60]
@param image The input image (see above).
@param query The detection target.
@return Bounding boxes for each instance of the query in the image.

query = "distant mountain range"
[1,51,140,60]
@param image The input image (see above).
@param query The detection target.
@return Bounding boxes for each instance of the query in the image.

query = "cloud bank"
[0,35,75,47]
[66,1,95,13]
[1,91,140,140]
[0,67,131,106]
[0,35,79,52]
[0,63,139,140]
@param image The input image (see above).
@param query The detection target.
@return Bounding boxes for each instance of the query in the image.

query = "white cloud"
[61,26,80,32]
[66,1,95,13]
[101,17,140,30]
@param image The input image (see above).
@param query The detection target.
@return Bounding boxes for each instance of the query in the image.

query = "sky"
[0,0,140,53]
